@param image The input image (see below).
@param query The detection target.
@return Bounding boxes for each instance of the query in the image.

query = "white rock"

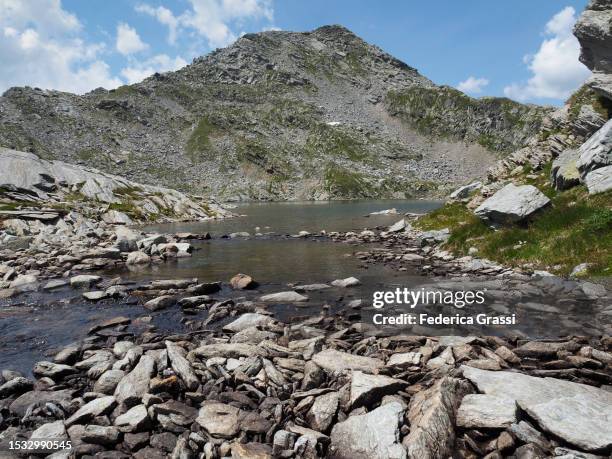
[584,165,612,194]
[260,291,308,302]
[331,277,361,288]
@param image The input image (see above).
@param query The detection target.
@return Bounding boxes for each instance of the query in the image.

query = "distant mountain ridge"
[0,25,549,201]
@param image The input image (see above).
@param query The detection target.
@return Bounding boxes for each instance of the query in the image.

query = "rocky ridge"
[0,26,547,201]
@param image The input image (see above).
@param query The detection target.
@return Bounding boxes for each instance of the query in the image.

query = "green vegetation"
[416,183,612,277]
[305,125,370,162]
[567,85,612,122]
[385,86,546,153]
[324,165,374,198]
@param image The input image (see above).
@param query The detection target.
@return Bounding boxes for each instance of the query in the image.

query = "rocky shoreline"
[0,209,611,458]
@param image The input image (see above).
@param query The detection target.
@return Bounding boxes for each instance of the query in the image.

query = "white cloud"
[137,0,274,48]
[116,22,148,55]
[0,0,122,94]
[503,6,591,102]
[135,4,179,44]
[121,54,188,84]
[457,76,489,94]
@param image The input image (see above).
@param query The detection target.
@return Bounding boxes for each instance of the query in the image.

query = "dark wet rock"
[349,371,406,409]
[54,343,81,364]
[89,316,131,334]
[0,376,33,397]
[32,361,76,378]
[150,432,177,452]
[124,431,150,450]
[509,421,551,451]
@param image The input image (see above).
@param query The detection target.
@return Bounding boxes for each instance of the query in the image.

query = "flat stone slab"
[312,349,384,374]
[329,402,406,459]
[462,366,612,452]
[456,394,517,428]
[260,291,308,302]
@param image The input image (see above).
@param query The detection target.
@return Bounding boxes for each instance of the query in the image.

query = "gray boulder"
[449,181,482,199]
[462,365,612,452]
[576,119,612,179]
[403,377,472,459]
[551,149,580,190]
[456,394,517,428]
[329,401,406,459]
[114,355,156,406]
[584,165,612,194]
[474,183,550,224]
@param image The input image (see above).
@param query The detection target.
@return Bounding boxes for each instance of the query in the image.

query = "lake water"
[1,199,608,374]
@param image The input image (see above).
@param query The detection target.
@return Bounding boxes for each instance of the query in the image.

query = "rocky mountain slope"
[416,0,612,278]
[0,147,229,227]
[0,25,548,201]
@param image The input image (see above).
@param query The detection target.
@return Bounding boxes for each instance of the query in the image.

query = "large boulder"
[550,149,580,190]
[574,0,612,101]
[462,365,612,452]
[474,183,550,224]
[584,165,612,194]
[576,118,612,179]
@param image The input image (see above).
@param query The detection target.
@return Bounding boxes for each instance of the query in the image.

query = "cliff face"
[0,25,547,201]
[574,0,612,102]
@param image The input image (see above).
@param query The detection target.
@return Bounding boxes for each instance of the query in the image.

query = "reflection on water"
[141,199,442,236]
[1,199,608,373]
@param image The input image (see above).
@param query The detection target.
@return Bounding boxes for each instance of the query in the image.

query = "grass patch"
[417,187,612,277]
[186,117,220,162]
[324,165,374,198]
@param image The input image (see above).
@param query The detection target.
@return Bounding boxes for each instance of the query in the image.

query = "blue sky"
[1,0,591,105]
